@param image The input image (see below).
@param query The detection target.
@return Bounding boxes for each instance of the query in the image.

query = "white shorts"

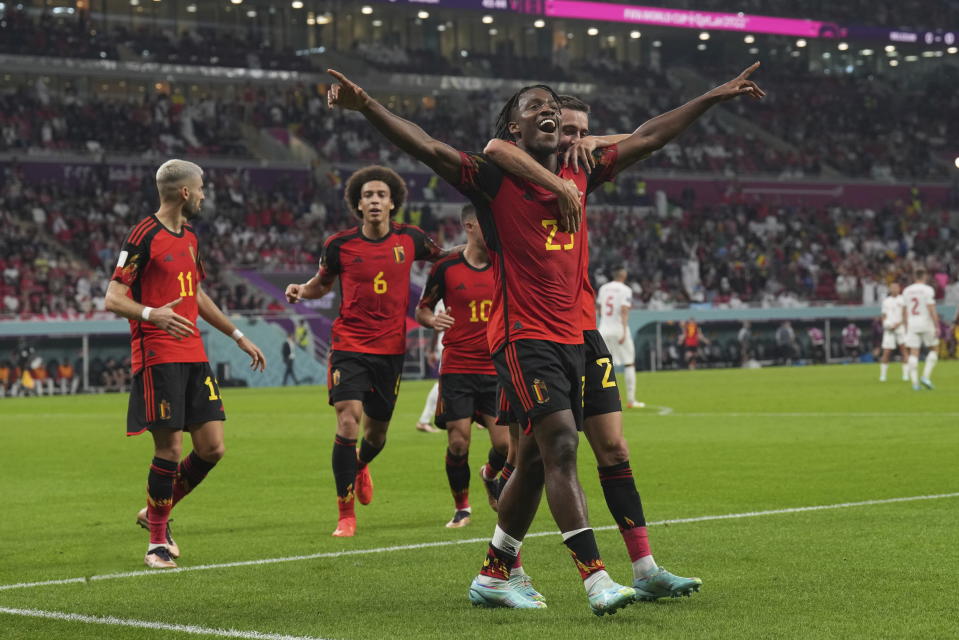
[905,329,939,350]
[881,328,905,350]
[599,328,635,366]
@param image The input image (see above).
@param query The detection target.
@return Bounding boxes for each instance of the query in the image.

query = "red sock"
[338,492,355,519]
[479,544,514,581]
[621,526,651,562]
[512,550,523,570]
[146,457,177,545]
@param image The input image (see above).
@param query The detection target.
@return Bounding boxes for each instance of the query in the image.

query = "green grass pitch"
[1,363,957,639]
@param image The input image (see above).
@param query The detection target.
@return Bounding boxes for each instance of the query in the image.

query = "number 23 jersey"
[319,222,444,355]
[455,146,619,353]
[112,215,208,374]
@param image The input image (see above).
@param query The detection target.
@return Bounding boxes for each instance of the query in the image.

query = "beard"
[183,197,202,218]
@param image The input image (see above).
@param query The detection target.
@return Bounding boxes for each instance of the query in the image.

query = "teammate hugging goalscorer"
[106,159,267,569]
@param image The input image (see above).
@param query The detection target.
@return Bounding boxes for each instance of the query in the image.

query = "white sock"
[879,363,888,380]
[418,383,439,424]
[908,355,919,385]
[901,362,909,380]
[583,569,612,595]
[624,365,637,403]
[632,555,658,579]
[923,352,938,380]
[561,527,590,542]
[492,525,523,555]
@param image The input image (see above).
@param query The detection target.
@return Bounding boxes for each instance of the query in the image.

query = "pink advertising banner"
[543,0,843,38]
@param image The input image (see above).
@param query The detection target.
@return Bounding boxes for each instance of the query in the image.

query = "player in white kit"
[901,268,940,390]
[416,299,445,433]
[878,282,908,382]
[596,266,643,408]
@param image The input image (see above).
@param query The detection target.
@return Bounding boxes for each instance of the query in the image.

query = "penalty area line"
[0,607,332,640]
[1,492,957,593]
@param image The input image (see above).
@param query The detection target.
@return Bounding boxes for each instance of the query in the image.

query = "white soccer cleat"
[144,546,177,569]
[627,401,646,409]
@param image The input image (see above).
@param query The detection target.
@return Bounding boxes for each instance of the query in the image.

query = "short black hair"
[558,94,590,114]
[460,203,477,223]
[494,84,562,141]
[344,165,407,220]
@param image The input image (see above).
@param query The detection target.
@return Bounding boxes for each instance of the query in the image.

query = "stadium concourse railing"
[2,303,955,397]
[0,312,434,395]
[635,304,958,371]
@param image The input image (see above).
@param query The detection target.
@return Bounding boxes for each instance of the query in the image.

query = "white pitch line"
[0,607,332,640]
[1,492,956,594]
[662,412,959,418]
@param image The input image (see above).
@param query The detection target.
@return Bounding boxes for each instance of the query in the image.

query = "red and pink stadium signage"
[543,0,843,38]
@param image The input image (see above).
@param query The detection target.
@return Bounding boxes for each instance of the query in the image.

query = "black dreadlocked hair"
[558,94,590,114]
[493,84,563,141]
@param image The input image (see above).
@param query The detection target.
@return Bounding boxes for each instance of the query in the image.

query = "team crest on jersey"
[159,399,172,420]
[531,379,549,404]
[332,369,341,386]
[393,245,406,263]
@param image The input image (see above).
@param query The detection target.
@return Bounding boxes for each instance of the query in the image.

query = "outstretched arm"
[613,62,765,173]
[483,139,583,233]
[327,69,462,184]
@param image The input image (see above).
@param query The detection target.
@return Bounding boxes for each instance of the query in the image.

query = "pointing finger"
[740,61,760,79]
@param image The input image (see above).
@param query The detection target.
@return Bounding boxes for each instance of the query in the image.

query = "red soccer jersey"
[112,215,208,374]
[455,146,619,353]
[319,222,444,355]
[418,253,497,375]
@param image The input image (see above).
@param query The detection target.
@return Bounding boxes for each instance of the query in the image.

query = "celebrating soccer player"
[416,204,509,527]
[326,69,637,614]
[285,166,446,537]
[105,159,267,569]
[482,81,768,601]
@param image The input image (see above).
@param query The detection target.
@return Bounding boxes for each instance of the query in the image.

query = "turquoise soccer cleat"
[587,580,636,616]
[508,573,545,602]
[468,577,547,609]
[920,377,934,390]
[633,567,703,601]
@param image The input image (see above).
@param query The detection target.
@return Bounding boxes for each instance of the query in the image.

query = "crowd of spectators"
[0,81,247,158]
[586,186,959,310]
[5,150,958,322]
[0,6,309,70]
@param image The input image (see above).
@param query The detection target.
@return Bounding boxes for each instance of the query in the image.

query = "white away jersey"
[596,281,633,332]
[881,295,905,330]
[902,283,936,331]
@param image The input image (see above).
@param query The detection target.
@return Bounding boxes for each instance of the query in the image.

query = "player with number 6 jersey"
[105,159,267,570]
[285,165,446,538]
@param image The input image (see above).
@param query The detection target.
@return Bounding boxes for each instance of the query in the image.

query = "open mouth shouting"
[538,117,558,133]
